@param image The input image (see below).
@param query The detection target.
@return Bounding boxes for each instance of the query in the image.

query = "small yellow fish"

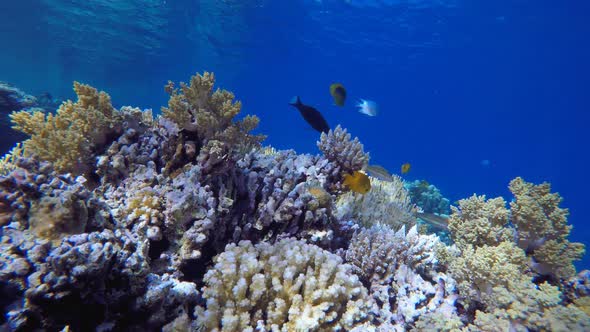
[329,83,347,107]
[342,171,371,194]
[401,163,411,174]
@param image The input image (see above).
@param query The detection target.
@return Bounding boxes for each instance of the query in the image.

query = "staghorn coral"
[196,238,370,331]
[336,175,416,230]
[447,195,514,250]
[161,72,265,155]
[10,82,122,174]
[317,125,369,175]
[509,177,585,279]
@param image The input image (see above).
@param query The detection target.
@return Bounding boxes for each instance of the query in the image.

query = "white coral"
[197,238,371,331]
[345,224,458,327]
[336,176,416,230]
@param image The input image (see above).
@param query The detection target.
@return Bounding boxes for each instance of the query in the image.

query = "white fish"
[356,99,378,116]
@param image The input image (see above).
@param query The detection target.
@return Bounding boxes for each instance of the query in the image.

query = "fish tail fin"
[289,96,302,106]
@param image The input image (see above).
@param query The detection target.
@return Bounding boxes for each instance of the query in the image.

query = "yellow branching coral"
[449,241,529,308]
[448,195,513,249]
[123,189,163,226]
[161,72,265,152]
[0,143,24,176]
[509,177,585,279]
[469,281,590,331]
[10,82,121,174]
[196,238,370,331]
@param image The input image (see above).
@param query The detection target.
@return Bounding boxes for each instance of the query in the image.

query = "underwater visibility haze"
[1,0,589,330]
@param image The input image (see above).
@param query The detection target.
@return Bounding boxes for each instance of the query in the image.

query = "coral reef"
[317,125,369,175]
[445,179,589,331]
[345,224,458,330]
[0,82,36,114]
[447,195,513,249]
[336,175,416,230]
[1,73,588,331]
[1,82,61,156]
[161,72,265,158]
[196,238,370,331]
[9,82,124,175]
[509,177,585,279]
[405,180,450,215]
[0,143,24,177]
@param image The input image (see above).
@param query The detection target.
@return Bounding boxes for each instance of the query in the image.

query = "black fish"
[289,96,330,134]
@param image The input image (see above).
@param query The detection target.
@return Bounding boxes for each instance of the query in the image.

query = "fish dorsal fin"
[395,225,406,238]
[407,225,418,239]
[289,96,302,106]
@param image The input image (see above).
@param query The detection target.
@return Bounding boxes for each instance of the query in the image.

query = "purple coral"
[317,125,369,175]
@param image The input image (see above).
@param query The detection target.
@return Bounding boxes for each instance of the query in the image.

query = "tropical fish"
[356,99,378,116]
[289,96,330,133]
[401,163,411,174]
[365,164,393,182]
[416,212,449,231]
[343,171,371,194]
[329,83,347,107]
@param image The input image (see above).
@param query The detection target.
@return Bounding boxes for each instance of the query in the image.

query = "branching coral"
[448,241,529,308]
[445,178,590,331]
[10,82,122,174]
[161,72,265,156]
[345,224,458,329]
[509,177,585,279]
[336,176,416,230]
[447,195,513,249]
[0,143,24,176]
[317,125,369,175]
[3,70,589,331]
[196,238,370,331]
[233,149,342,247]
[346,225,439,287]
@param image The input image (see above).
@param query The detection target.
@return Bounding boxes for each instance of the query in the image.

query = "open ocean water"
[1,0,590,330]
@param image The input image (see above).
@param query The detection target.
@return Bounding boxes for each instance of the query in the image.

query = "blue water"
[1,0,589,268]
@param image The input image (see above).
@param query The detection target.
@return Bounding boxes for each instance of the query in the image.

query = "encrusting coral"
[196,238,371,331]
